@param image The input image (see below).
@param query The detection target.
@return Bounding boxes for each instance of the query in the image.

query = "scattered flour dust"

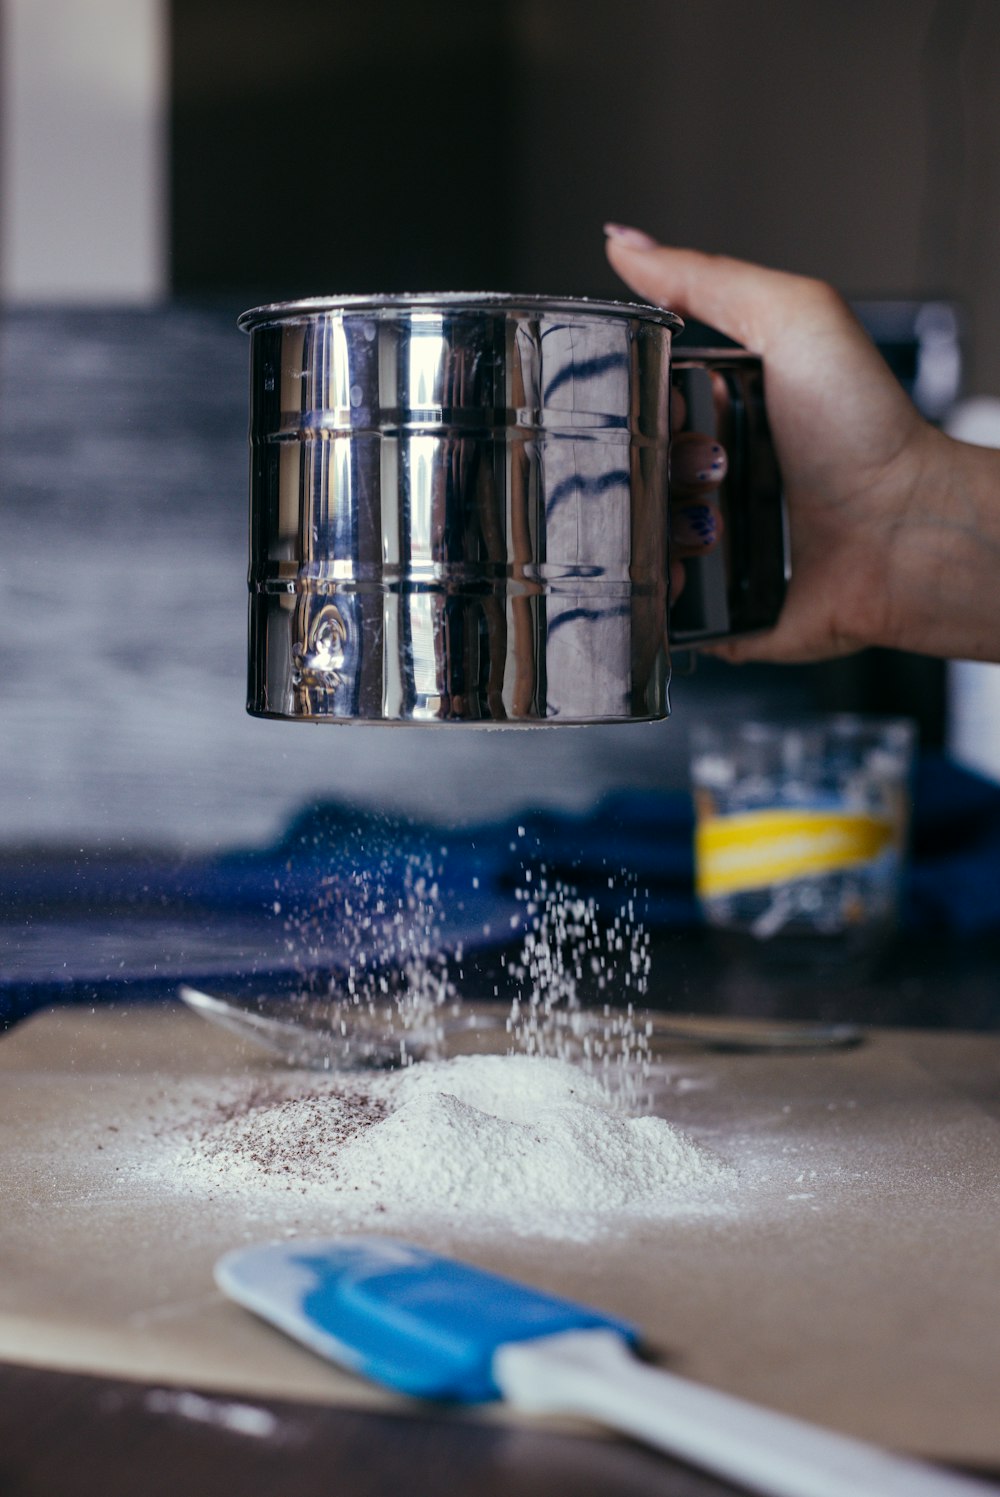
[158,843,732,1241]
[162,1054,731,1242]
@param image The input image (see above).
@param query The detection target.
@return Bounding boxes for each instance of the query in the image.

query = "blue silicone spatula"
[215,1237,988,1497]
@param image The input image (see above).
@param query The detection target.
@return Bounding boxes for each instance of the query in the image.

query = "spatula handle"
[494,1329,991,1497]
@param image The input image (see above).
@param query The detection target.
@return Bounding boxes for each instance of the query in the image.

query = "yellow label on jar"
[695,808,896,899]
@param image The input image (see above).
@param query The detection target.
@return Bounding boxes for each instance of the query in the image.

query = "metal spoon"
[179,985,861,1069]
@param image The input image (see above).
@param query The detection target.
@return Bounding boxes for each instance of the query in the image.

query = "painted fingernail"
[603,222,659,251]
[703,445,727,480]
[672,503,719,550]
[672,440,728,487]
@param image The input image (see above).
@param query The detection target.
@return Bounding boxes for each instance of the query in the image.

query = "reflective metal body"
[241,294,786,725]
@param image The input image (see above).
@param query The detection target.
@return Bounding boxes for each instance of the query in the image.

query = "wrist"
[882,428,1000,660]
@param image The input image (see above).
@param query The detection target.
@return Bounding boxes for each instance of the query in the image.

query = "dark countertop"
[0,1363,755,1497]
[644,927,1000,1033]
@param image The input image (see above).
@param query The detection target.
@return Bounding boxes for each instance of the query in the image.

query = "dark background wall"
[170,0,521,301]
[171,0,1000,748]
[171,0,1000,393]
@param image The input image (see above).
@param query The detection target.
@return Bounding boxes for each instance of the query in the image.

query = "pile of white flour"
[165,1054,730,1242]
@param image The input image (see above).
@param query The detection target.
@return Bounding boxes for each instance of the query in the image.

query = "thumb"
[603,226,840,356]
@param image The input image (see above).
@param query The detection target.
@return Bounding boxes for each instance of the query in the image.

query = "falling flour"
[162,833,729,1241]
[278,836,656,1091]
[165,1054,731,1242]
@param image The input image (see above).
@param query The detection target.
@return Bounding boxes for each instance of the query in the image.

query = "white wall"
[0,0,167,302]
[946,397,1000,782]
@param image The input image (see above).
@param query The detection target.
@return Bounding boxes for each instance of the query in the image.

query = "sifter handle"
[669,349,790,645]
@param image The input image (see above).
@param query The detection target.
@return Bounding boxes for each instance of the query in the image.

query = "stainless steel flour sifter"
[240,293,787,725]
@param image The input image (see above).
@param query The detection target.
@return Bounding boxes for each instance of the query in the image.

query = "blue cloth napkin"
[906,753,1000,934]
[3,753,998,1028]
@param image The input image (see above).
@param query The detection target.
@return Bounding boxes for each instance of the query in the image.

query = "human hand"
[669,422,727,601]
[606,225,978,663]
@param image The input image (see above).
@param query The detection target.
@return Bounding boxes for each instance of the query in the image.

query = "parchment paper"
[1,1004,998,1464]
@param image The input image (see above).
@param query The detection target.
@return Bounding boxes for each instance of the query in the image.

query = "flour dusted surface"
[166,1055,730,1242]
